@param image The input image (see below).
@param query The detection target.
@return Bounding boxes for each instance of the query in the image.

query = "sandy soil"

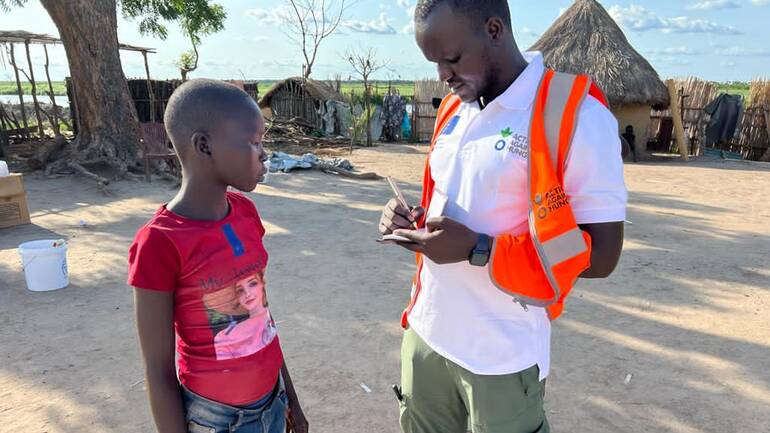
[1,144,768,433]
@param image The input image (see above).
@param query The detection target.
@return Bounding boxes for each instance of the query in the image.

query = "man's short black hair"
[164,79,258,155]
[414,0,512,27]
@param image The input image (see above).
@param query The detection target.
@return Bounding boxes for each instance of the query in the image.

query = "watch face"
[470,252,489,267]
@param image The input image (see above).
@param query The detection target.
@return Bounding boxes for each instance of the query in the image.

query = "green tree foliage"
[1,0,226,45]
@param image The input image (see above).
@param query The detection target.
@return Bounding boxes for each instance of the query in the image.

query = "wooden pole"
[760,108,770,162]
[43,44,60,136]
[667,79,689,161]
[142,51,155,123]
[24,40,45,136]
[9,44,29,136]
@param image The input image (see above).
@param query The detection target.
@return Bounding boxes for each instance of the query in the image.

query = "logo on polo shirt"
[495,127,528,158]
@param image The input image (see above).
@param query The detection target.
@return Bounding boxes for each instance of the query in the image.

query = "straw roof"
[259,77,344,108]
[749,79,770,108]
[0,29,155,52]
[529,0,669,109]
[0,30,59,44]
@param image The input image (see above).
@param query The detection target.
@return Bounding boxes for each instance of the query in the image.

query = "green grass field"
[715,81,751,102]
[339,81,415,97]
[255,80,414,97]
[0,79,751,103]
[0,80,415,98]
[0,81,68,96]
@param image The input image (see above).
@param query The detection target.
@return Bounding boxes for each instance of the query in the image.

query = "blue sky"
[1,0,768,82]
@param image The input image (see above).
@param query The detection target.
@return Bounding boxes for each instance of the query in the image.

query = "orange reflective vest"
[401,69,609,328]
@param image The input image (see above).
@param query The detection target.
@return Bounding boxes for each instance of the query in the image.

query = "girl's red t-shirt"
[128,192,283,406]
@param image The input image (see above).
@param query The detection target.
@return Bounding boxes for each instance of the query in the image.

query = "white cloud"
[608,4,742,35]
[244,8,284,26]
[517,27,540,38]
[646,46,701,55]
[393,0,415,33]
[750,0,770,5]
[649,56,693,66]
[202,60,235,68]
[342,12,397,34]
[715,46,770,56]
[687,0,741,10]
[721,61,736,67]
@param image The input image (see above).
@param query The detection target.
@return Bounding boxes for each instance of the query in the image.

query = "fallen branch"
[45,158,112,194]
[317,163,381,180]
[28,136,67,170]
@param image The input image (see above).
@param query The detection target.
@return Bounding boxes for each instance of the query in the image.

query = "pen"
[387,176,417,229]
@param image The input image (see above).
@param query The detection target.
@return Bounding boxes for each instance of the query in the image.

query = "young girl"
[129,79,308,433]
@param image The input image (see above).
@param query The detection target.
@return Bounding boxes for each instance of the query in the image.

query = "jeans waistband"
[182,375,283,416]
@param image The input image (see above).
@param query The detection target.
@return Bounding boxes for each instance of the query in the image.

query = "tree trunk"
[364,80,372,147]
[40,0,141,177]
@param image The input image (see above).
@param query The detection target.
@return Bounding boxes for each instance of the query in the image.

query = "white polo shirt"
[408,52,627,380]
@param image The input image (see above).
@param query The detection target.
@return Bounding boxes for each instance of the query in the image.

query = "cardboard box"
[0,173,31,229]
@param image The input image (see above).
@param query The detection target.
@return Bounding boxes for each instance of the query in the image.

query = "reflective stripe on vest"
[514,69,592,308]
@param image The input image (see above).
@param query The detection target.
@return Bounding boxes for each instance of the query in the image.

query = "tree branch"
[283,0,346,78]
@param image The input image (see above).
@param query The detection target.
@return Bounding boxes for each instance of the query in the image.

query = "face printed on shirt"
[202,271,267,316]
[200,270,277,360]
[235,275,268,311]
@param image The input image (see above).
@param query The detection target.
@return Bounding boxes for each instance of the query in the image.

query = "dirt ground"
[1,144,769,433]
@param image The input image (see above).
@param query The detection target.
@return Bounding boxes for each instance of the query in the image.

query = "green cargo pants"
[399,328,550,433]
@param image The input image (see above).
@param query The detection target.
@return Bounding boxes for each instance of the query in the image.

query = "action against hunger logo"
[536,186,569,219]
[495,127,528,158]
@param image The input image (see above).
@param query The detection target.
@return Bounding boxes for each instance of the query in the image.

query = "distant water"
[0,94,69,107]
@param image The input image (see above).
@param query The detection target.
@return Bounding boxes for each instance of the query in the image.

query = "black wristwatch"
[469,233,492,267]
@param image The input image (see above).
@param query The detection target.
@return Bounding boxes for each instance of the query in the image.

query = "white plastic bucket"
[18,240,69,292]
[0,160,9,177]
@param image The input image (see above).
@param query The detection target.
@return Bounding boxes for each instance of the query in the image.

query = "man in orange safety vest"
[379,1,627,432]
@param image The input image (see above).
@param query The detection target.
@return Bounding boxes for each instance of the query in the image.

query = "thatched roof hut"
[530,0,669,108]
[259,78,343,108]
[259,77,347,134]
[530,0,669,147]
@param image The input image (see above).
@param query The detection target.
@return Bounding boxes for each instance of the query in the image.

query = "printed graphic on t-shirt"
[201,271,277,360]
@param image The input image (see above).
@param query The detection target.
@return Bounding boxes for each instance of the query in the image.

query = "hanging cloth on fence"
[704,94,743,146]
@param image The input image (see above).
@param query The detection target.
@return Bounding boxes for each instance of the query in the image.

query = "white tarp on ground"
[268,152,354,173]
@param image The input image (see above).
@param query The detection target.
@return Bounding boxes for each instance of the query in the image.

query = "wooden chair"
[140,122,177,182]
